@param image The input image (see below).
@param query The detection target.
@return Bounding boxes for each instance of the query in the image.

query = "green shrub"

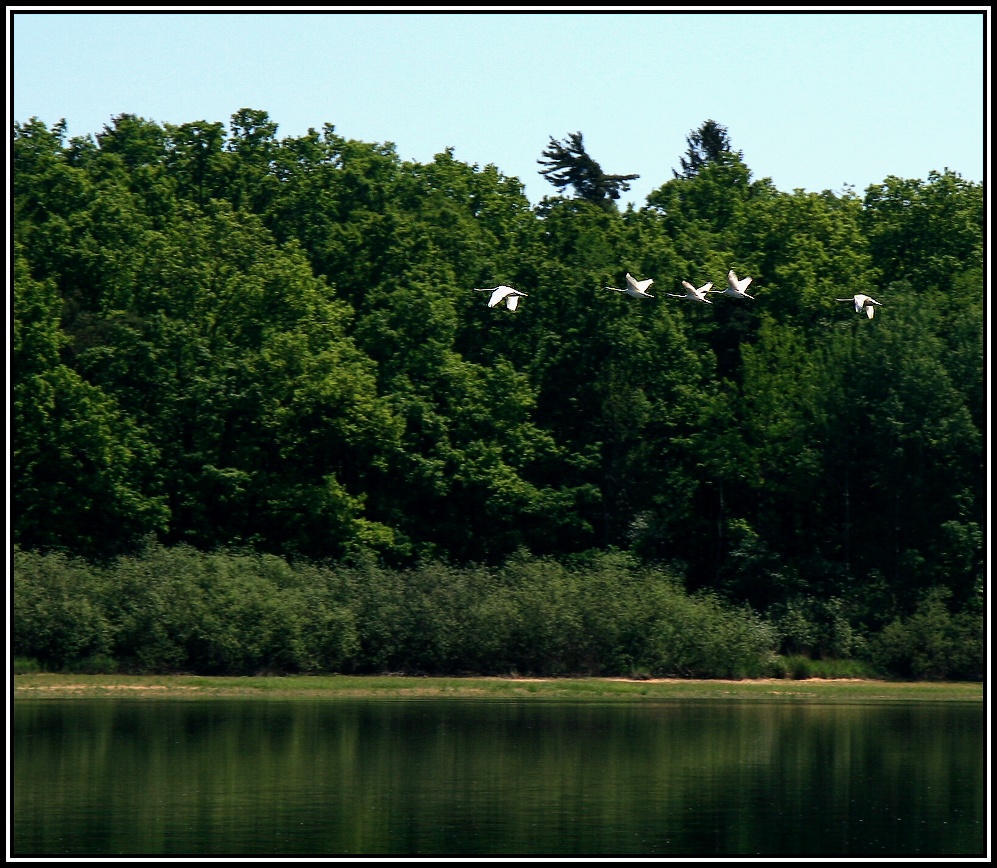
[13,547,114,668]
[643,587,777,679]
[771,596,866,660]
[65,653,119,674]
[13,657,41,674]
[288,580,360,673]
[498,554,584,675]
[100,544,201,671]
[14,544,976,680]
[867,587,983,680]
[773,655,877,680]
[786,654,813,679]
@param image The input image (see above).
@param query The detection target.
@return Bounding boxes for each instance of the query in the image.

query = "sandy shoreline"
[12,673,983,703]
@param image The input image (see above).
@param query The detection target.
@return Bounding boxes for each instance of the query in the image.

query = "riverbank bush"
[12,544,982,680]
[770,655,877,680]
[866,587,984,681]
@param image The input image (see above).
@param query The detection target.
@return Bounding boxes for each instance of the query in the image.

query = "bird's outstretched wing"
[474,285,519,307]
[682,281,713,297]
[627,274,654,294]
[728,271,753,293]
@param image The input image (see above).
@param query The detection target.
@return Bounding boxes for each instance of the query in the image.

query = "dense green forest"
[12,111,984,678]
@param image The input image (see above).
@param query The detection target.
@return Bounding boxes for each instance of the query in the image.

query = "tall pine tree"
[674,119,736,178]
[538,131,639,208]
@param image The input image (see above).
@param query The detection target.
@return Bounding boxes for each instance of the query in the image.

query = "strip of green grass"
[12,673,984,703]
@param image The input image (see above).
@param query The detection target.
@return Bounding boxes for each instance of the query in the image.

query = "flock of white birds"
[475,271,884,319]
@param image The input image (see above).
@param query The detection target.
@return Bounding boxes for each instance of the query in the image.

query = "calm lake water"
[12,698,985,857]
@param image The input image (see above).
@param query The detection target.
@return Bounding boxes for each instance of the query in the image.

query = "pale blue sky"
[9,9,988,207]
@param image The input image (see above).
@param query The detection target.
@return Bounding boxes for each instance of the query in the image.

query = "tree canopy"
[12,110,983,641]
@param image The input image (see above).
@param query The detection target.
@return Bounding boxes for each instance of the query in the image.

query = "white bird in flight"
[836,294,883,319]
[475,285,528,311]
[666,280,715,304]
[715,269,754,299]
[606,272,655,299]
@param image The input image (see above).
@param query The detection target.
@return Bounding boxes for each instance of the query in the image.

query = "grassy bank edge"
[11,673,984,703]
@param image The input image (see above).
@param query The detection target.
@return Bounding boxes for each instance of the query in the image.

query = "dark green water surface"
[12,698,985,856]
